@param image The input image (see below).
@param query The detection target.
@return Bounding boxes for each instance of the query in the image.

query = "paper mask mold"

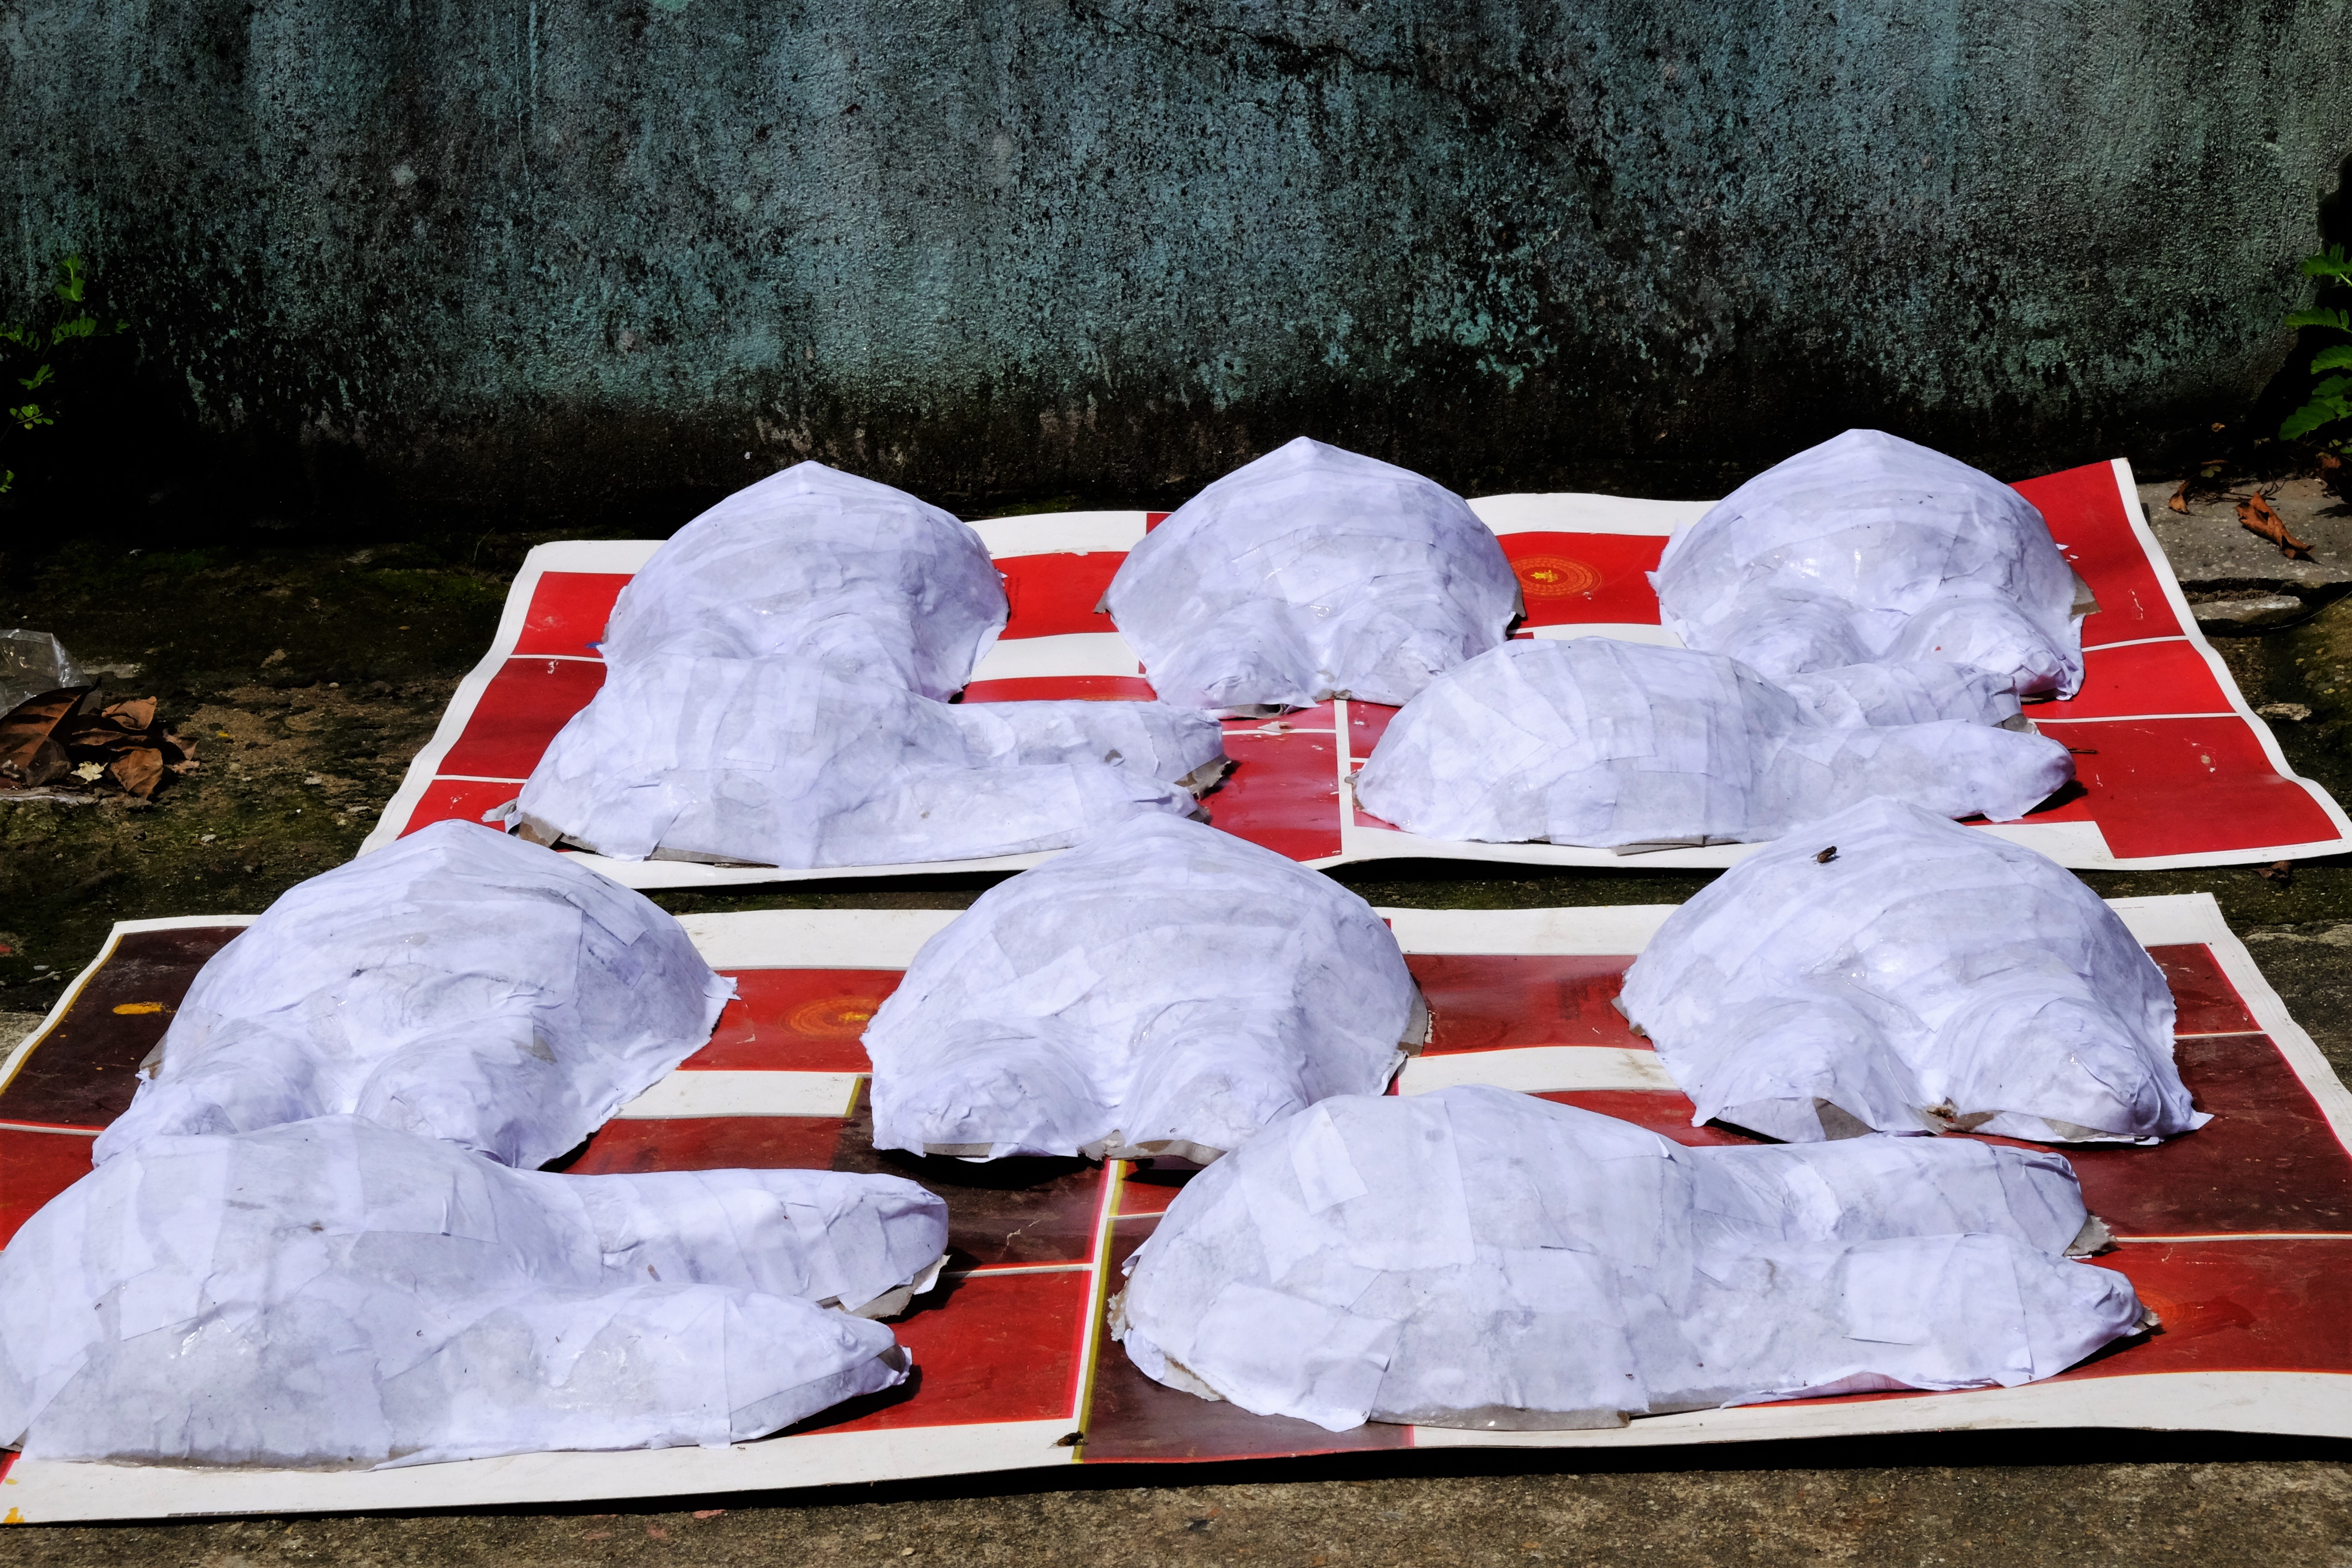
[1104,437,1520,713]
[512,461,1230,868]
[597,461,1008,701]
[0,1116,947,1467]
[864,814,1428,1162]
[93,821,735,1168]
[513,655,1225,868]
[1618,796,2206,1144]
[1652,429,2085,698]
[1351,638,2073,848]
[1112,1088,2144,1433]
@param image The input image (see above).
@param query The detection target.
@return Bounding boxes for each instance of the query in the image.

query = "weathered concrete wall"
[4,0,2349,517]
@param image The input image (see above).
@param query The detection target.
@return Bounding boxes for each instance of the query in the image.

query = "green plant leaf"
[2304,245,2352,280]
[2313,374,2352,401]
[2283,401,2346,440]
[2314,345,2352,372]
[51,254,86,305]
[17,362,53,392]
[49,315,96,344]
[2287,306,2352,331]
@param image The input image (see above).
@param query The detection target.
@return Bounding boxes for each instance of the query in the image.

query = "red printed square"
[1409,953,1647,1054]
[1500,533,1669,627]
[1110,1161,1198,1218]
[1208,718,1343,861]
[436,658,606,781]
[997,553,1124,640]
[1533,1089,1754,1147]
[1079,1215,1412,1461]
[0,1129,97,1248]
[2040,640,2231,722]
[1342,700,1398,762]
[2074,1238,2352,1377]
[2150,944,2259,1036]
[2012,463,2183,648]
[689,970,902,1073]
[961,675,1160,703]
[814,1269,1094,1433]
[2040,717,2338,858]
[395,780,520,837]
[565,1115,849,1176]
[2034,1033,2352,1237]
[510,572,629,658]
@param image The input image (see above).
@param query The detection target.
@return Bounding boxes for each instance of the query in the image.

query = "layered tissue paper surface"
[864,814,1426,1162]
[591,460,1010,699]
[514,462,1225,868]
[1104,438,1521,712]
[1653,429,2086,698]
[1114,1087,2144,1432]
[1351,638,2073,847]
[95,821,735,1169]
[1618,796,2207,1143]
[0,1115,947,1466]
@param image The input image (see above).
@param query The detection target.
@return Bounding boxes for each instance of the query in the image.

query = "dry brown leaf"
[101,696,158,730]
[2238,492,2314,560]
[1,687,200,798]
[109,747,166,798]
[0,686,93,786]
[2167,479,2193,514]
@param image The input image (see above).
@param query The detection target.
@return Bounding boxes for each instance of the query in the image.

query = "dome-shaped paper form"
[0,1117,949,1466]
[515,656,1225,868]
[516,459,1231,868]
[1653,429,2084,698]
[1619,796,2206,1144]
[1351,639,2073,848]
[93,821,735,1169]
[600,461,1006,701]
[1112,1088,2144,1433]
[1104,438,1520,712]
[864,814,1426,1162]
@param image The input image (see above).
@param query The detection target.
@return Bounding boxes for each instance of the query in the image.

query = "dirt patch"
[0,678,460,995]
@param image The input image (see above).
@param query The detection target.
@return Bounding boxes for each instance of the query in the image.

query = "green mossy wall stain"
[3,0,2349,517]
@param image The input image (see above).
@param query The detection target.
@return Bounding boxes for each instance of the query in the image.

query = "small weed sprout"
[0,254,130,494]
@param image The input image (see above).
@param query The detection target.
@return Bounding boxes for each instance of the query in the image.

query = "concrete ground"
[4,499,2352,1562]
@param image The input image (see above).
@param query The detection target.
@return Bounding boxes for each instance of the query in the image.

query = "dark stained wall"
[4,0,2348,516]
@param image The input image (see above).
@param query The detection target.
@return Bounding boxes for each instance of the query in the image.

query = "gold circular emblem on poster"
[1513,555,1601,599]
[787,996,883,1038]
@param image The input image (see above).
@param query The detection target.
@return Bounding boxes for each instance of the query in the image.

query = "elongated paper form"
[1105,438,1520,712]
[1653,429,2085,698]
[516,463,1225,867]
[1618,796,2206,1143]
[95,821,735,1169]
[0,1116,947,1467]
[864,814,1423,1161]
[1353,638,2073,847]
[1114,1088,2143,1432]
